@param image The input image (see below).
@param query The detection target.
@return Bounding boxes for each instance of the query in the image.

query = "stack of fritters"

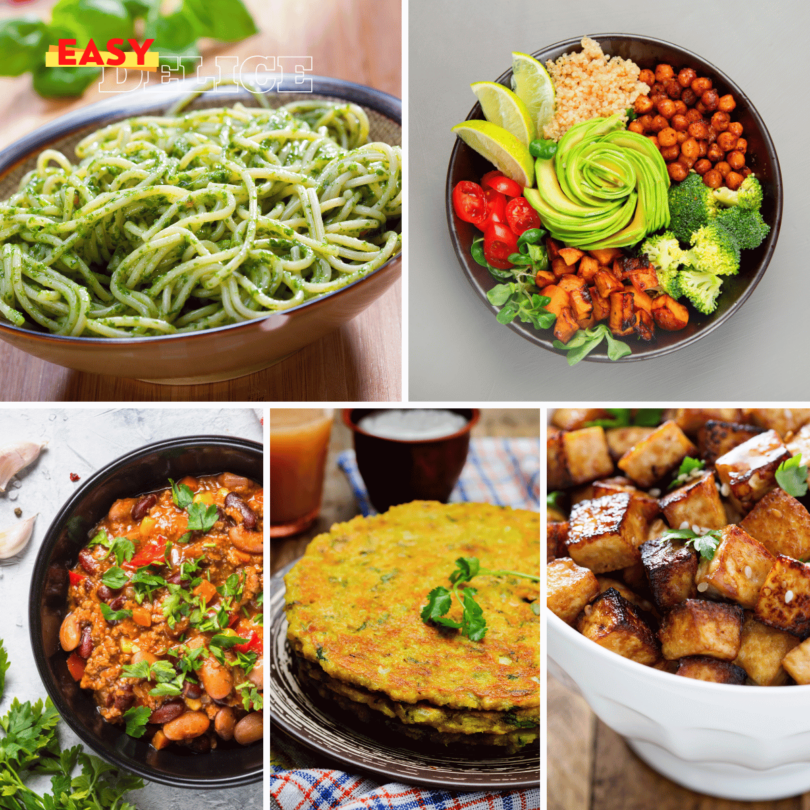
[284,501,540,752]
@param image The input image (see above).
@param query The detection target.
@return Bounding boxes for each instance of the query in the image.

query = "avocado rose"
[524,113,670,250]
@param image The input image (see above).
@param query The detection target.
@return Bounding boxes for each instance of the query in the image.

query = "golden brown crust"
[755,555,810,638]
[675,656,747,684]
[658,472,727,531]
[618,421,697,488]
[733,611,799,686]
[659,599,743,661]
[640,535,698,611]
[547,558,599,625]
[740,488,810,561]
[698,420,766,466]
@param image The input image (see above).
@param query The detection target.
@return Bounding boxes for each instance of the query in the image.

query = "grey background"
[0,408,262,810]
[408,0,808,401]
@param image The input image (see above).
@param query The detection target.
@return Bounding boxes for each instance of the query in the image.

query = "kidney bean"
[183,681,203,700]
[166,571,184,585]
[96,585,118,602]
[59,613,81,651]
[163,711,210,741]
[224,493,257,531]
[109,595,126,612]
[114,684,135,712]
[229,525,262,555]
[132,494,157,522]
[78,548,99,575]
[201,657,233,700]
[150,699,186,725]
[214,707,236,741]
[78,625,93,659]
[233,712,263,746]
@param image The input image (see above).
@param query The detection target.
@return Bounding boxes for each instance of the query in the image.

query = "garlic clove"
[0,514,36,559]
[0,441,46,492]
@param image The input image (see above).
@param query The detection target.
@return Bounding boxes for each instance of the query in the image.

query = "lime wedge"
[451,120,534,188]
[511,51,555,135]
[471,81,535,146]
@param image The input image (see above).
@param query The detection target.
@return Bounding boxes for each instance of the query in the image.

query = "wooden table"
[0,0,401,402]
[549,676,810,810]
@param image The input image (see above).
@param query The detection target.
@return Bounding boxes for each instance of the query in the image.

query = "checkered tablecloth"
[270,437,540,809]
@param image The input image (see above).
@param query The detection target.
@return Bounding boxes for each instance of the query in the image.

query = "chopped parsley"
[123,705,152,738]
[186,502,218,533]
[668,457,706,489]
[235,682,262,712]
[776,454,808,498]
[100,566,128,590]
[100,602,132,623]
[169,478,194,509]
[660,527,723,561]
[584,408,664,429]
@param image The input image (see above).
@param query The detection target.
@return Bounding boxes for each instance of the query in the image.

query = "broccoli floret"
[667,171,719,244]
[641,230,687,272]
[713,176,763,212]
[656,268,683,300]
[686,221,740,276]
[715,207,770,251]
[679,267,723,315]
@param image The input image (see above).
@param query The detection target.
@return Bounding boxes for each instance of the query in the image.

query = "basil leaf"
[183,0,257,41]
[0,17,47,77]
[51,0,134,45]
[32,65,100,98]
[146,9,201,71]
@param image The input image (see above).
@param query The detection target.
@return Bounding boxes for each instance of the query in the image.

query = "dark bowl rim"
[28,434,264,789]
[342,407,481,444]
[445,32,784,363]
[0,74,402,348]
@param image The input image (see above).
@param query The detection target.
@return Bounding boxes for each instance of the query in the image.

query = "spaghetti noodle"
[0,86,402,337]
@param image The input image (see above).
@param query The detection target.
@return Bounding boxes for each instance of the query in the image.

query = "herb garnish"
[123,705,152,739]
[585,408,664,429]
[235,682,262,712]
[776,454,809,498]
[660,527,723,561]
[169,478,194,509]
[100,566,129,590]
[668,457,706,489]
[553,323,632,366]
[547,491,564,511]
[100,603,132,623]
[186,501,218,533]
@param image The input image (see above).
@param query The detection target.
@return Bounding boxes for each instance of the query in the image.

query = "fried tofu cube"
[733,611,800,686]
[618,421,697,488]
[782,637,810,684]
[740,487,810,561]
[698,420,766,466]
[787,424,810,472]
[596,576,656,616]
[592,477,660,522]
[621,559,649,593]
[561,427,614,486]
[659,599,744,661]
[640,534,698,611]
[672,408,746,437]
[547,558,600,625]
[605,427,655,461]
[676,656,747,684]
[577,589,661,666]
[547,428,570,490]
[547,521,569,562]
[715,430,791,513]
[658,471,727,531]
[567,493,650,573]
[756,555,810,638]
[745,408,810,439]
[552,409,609,431]
[695,525,774,608]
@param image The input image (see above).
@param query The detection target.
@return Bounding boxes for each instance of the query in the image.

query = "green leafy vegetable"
[123,705,151,738]
[169,478,194,509]
[186,501,218,532]
[100,566,128,590]
[487,283,555,330]
[546,491,564,511]
[183,0,258,41]
[0,17,47,77]
[776,454,809,498]
[660,527,723,561]
[235,681,262,712]
[0,641,8,703]
[668,456,706,489]
[553,324,632,366]
[585,408,664,429]
[100,602,132,623]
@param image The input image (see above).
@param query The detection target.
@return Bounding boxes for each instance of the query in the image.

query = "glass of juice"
[270,409,333,537]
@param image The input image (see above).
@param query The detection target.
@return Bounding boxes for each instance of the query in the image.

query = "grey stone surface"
[408,0,809,400]
[0,407,263,809]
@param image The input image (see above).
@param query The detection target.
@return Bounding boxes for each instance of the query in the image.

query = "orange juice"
[270,409,333,536]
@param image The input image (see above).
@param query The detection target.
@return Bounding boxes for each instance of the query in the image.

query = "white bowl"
[549,611,810,801]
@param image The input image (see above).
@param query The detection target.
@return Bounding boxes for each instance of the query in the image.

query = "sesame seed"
[744,566,753,578]
[649,488,661,497]
[697,582,709,592]
[692,525,701,534]
[721,483,731,497]
[680,521,690,530]
[786,590,795,604]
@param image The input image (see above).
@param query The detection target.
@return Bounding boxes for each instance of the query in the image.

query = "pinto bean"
[221,473,251,491]
[229,524,262,554]
[163,711,210,741]
[132,494,157,521]
[248,657,263,688]
[59,613,81,651]
[233,712,263,745]
[200,656,233,700]
[78,625,93,659]
[214,707,236,741]
[78,548,99,575]
[224,493,257,530]
[150,699,186,725]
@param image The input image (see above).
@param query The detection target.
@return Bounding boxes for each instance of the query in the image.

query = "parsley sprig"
[776,454,809,498]
[585,408,664,429]
[421,557,540,642]
[660,527,723,561]
[668,457,706,490]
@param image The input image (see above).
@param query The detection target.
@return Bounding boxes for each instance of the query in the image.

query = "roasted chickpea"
[639,69,656,87]
[694,159,712,175]
[634,95,654,115]
[681,137,699,161]
[711,111,730,132]
[660,144,680,161]
[671,114,689,132]
[701,90,719,112]
[650,115,668,133]
[656,98,676,119]
[685,108,703,124]
[637,114,654,132]
[680,151,697,169]
[706,126,718,145]
[657,127,678,147]
[667,162,688,182]
[702,169,722,189]
[707,142,725,163]
[735,138,747,155]
[677,67,697,87]
[675,130,688,145]
[725,171,744,190]
[681,88,697,107]
[652,83,666,96]
[718,94,736,113]
[715,161,731,177]
[697,140,708,158]
[727,150,746,171]
[628,120,645,135]
[728,121,744,137]
[716,131,738,152]
[741,166,753,178]
[646,134,660,148]
[655,64,675,82]
[691,76,712,95]
[687,121,710,140]
[664,80,681,99]
[695,101,708,116]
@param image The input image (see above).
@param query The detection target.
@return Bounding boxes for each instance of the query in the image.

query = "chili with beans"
[59,472,263,752]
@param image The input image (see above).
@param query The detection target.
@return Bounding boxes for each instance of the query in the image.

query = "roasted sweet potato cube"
[745,409,810,439]
[628,266,659,293]
[596,576,656,616]
[658,471,727,531]
[594,269,622,299]
[629,287,652,315]
[609,291,635,337]
[589,247,623,265]
[577,589,661,666]
[551,257,569,278]
[576,312,596,330]
[676,656,747,684]
[698,420,766,465]
[554,305,580,344]
[547,428,570,490]
[552,409,609,430]
[546,237,561,260]
[673,409,746,436]
[558,247,585,266]
[640,535,698,611]
[651,295,689,331]
[605,427,655,461]
[535,269,555,288]
[715,430,790,513]
[633,308,655,341]
[612,257,626,280]
[659,599,744,661]
[557,274,586,293]
[756,555,810,638]
[733,611,800,686]
[561,427,614,486]
[543,285,570,318]
[570,288,593,324]
[578,256,600,283]
[567,492,650,573]
[618,420,697,488]
[696,524,774,608]
[782,636,810,684]
[547,558,599,624]
[547,521,569,562]
[589,287,610,321]
[740,488,810,561]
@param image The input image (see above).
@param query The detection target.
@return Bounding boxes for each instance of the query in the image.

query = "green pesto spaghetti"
[0,89,402,337]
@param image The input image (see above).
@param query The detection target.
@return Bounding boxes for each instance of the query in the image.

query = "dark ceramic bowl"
[0,75,401,384]
[343,409,479,512]
[446,34,783,362]
[29,436,263,789]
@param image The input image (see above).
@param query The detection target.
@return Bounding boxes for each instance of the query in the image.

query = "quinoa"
[543,36,649,141]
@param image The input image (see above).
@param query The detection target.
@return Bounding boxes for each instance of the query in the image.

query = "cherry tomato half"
[484,221,519,268]
[505,197,542,236]
[483,187,507,226]
[452,181,487,226]
[481,171,523,197]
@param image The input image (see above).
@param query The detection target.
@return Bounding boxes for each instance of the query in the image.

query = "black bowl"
[446,33,783,362]
[29,436,263,789]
